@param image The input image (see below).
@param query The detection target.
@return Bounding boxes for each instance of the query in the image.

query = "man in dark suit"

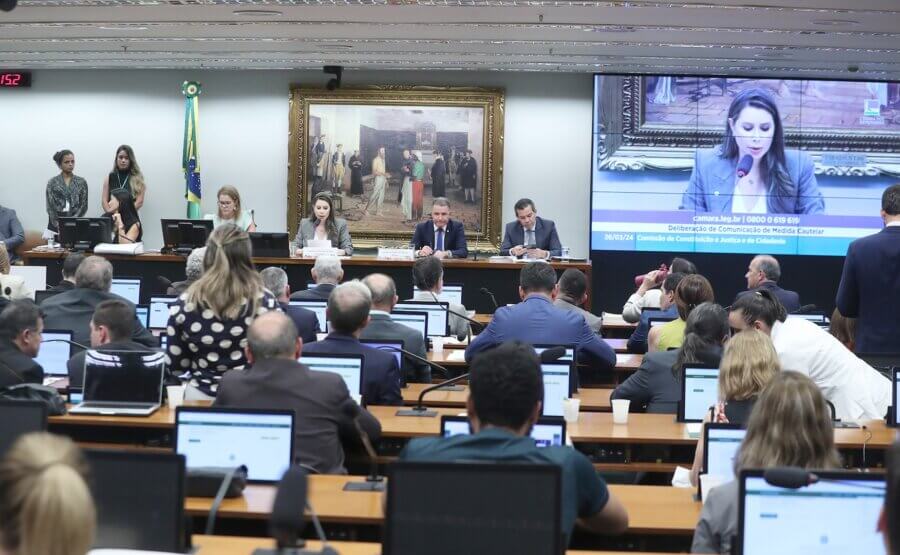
[410,197,468,259]
[50,252,85,292]
[458,150,478,204]
[66,299,151,388]
[0,300,45,389]
[360,273,430,384]
[215,311,381,474]
[0,204,24,263]
[261,267,319,345]
[733,255,800,313]
[430,151,446,199]
[837,184,900,354]
[500,198,562,259]
[465,262,616,375]
[302,281,403,406]
[290,255,343,301]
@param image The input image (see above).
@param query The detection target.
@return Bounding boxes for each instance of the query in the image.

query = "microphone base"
[395,408,438,417]
[343,478,386,492]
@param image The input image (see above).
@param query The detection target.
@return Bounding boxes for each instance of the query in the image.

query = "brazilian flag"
[182,81,202,219]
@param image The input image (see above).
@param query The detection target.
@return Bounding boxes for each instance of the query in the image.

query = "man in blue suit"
[302,281,403,406]
[499,198,562,258]
[465,262,616,374]
[733,255,800,314]
[410,197,468,259]
[836,184,900,354]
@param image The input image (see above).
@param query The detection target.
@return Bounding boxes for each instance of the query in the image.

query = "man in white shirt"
[728,289,890,422]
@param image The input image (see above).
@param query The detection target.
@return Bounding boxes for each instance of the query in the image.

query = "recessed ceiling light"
[233,9,283,16]
[320,44,353,50]
[99,25,149,31]
[811,19,860,26]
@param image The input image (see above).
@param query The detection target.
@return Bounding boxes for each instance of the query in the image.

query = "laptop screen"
[414,284,463,306]
[175,408,294,483]
[0,400,47,457]
[299,354,364,397]
[739,472,885,555]
[82,350,165,404]
[35,329,73,376]
[289,300,328,332]
[148,296,178,329]
[787,313,828,324]
[894,368,900,426]
[649,316,676,327]
[390,311,428,341]
[541,362,572,418]
[394,301,450,337]
[441,416,565,448]
[681,366,720,422]
[360,340,403,368]
[34,289,61,305]
[703,424,746,480]
[110,277,141,304]
[135,305,149,329]
[533,344,575,363]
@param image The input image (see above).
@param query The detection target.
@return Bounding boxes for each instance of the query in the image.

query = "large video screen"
[591,75,900,255]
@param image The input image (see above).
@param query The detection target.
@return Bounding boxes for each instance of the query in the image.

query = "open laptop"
[69,350,166,416]
[414,283,463,306]
[299,353,365,399]
[736,469,885,555]
[249,232,290,258]
[148,295,178,330]
[678,365,720,423]
[360,339,404,369]
[533,344,576,363]
[394,301,450,337]
[891,367,900,427]
[0,400,47,457]
[787,312,829,327]
[441,415,566,448]
[34,289,62,305]
[36,329,73,380]
[541,361,574,418]
[174,407,295,483]
[289,300,328,332]
[110,276,142,304]
[700,423,746,500]
[390,311,428,342]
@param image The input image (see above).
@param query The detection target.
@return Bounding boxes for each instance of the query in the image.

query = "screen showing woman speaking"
[591,75,899,256]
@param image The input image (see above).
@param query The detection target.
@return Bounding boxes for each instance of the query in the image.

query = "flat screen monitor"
[299,354,364,398]
[394,301,450,337]
[249,232,289,258]
[110,277,141,304]
[57,217,112,250]
[135,304,149,328]
[0,400,47,457]
[737,470,885,555]
[389,311,428,342]
[441,415,566,448]
[82,350,165,405]
[85,450,187,552]
[533,344,575,363]
[701,423,746,499]
[679,366,720,423]
[360,339,403,368]
[34,289,62,305]
[149,295,178,330]
[289,300,328,333]
[385,462,563,555]
[174,407,294,483]
[161,218,213,253]
[540,361,574,418]
[414,284,463,306]
[892,367,900,427]
[35,329,73,377]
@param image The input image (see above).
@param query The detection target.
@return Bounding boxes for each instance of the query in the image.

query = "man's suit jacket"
[0,206,25,260]
[280,302,320,345]
[611,346,722,413]
[40,288,157,351]
[50,279,75,292]
[836,225,900,353]
[290,283,336,302]
[465,295,616,373]
[410,219,468,259]
[734,281,801,314]
[499,216,562,257]
[360,311,430,383]
[301,333,403,406]
[214,357,382,475]
[553,295,601,334]
[0,338,44,389]
[66,339,149,388]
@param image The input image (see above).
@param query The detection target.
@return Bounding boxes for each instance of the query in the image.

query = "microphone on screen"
[736,154,753,178]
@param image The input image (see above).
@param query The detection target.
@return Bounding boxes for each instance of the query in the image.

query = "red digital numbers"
[1,73,24,87]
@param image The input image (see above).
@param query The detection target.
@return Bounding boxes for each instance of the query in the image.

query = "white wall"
[0,69,593,255]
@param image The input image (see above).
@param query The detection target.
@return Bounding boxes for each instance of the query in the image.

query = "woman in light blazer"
[293,192,353,256]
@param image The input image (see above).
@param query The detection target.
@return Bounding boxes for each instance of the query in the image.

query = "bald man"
[733,255,800,313]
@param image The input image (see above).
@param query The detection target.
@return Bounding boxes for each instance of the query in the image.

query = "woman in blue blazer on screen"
[681,88,824,215]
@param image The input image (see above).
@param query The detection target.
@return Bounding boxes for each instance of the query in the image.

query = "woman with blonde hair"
[166,223,277,399]
[692,371,840,554]
[205,185,256,232]
[0,432,96,555]
[0,244,32,301]
[689,329,780,486]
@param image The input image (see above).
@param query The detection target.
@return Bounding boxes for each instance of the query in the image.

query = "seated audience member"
[733,255,800,313]
[499,198,562,259]
[41,255,155,350]
[0,245,32,301]
[465,262,616,375]
[692,372,840,554]
[400,342,629,542]
[50,252,84,292]
[829,307,856,352]
[166,224,278,400]
[0,300,45,389]
[612,302,728,414]
[303,281,402,406]
[689,329,780,487]
[878,440,900,553]
[214,311,380,474]
[260,266,319,345]
[554,268,602,334]
[0,433,96,555]
[729,290,890,421]
[626,272,684,354]
[167,246,205,296]
[290,255,343,301]
[361,273,430,384]
[622,257,697,323]
[410,197,468,259]
[408,256,470,339]
[66,299,148,386]
[0,203,24,263]
[649,274,715,352]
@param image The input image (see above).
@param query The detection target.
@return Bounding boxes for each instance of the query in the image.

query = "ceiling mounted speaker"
[0,0,17,11]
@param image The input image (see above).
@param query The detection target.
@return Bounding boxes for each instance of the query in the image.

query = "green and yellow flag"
[182,81,202,219]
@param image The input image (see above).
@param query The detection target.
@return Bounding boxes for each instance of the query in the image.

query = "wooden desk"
[426,351,642,372]
[402,383,614,412]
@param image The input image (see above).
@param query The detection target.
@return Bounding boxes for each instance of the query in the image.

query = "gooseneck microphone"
[736,154,753,178]
[340,400,385,492]
[763,466,885,492]
[479,287,499,311]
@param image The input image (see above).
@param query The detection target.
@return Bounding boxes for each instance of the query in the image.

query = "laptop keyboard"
[79,401,156,409]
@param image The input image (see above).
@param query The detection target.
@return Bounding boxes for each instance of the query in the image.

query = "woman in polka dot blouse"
[166,223,278,399]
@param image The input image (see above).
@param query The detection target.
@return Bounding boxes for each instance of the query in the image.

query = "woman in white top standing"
[206,185,256,231]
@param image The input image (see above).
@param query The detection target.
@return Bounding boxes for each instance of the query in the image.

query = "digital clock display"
[0,72,32,88]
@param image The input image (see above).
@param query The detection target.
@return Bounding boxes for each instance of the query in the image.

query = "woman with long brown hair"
[293,192,353,256]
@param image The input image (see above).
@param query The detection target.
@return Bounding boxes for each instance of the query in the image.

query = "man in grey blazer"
[214,311,381,475]
[499,198,562,258]
[361,273,430,383]
[0,204,25,262]
[554,268,602,334]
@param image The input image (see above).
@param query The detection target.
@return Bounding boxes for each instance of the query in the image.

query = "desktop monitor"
[34,289,62,305]
[299,353,364,398]
[174,407,294,483]
[149,295,178,329]
[678,366,720,423]
[0,400,47,457]
[737,469,885,555]
[82,350,166,405]
[85,450,187,552]
[289,300,328,333]
[135,304,150,328]
[441,415,566,448]
[58,217,112,250]
[389,311,428,342]
[249,232,289,258]
[533,344,576,363]
[414,283,463,306]
[35,329,73,377]
[360,339,404,368]
[161,218,214,254]
[394,301,450,337]
[540,361,574,418]
[385,461,563,555]
[110,276,142,304]
[701,423,746,499]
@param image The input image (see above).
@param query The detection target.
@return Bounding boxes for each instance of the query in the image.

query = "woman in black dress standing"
[348,149,364,196]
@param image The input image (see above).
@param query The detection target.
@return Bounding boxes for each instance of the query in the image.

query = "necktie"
[525,228,535,246]
[436,228,444,252]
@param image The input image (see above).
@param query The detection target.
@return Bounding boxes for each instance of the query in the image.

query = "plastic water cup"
[167,385,186,408]
[561,246,571,259]
[611,399,630,424]
[562,398,581,423]
[431,337,444,354]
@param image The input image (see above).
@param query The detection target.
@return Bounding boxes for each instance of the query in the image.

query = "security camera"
[324,65,343,90]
